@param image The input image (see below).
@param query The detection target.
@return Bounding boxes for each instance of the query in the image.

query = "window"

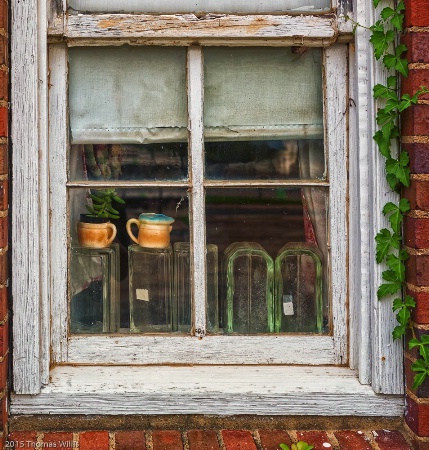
[11,0,405,415]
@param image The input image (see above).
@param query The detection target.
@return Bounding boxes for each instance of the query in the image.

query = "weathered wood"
[10,365,404,416]
[49,44,69,364]
[324,45,348,365]
[188,47,206,337]
[67,335,336,364]
[11,0,43,394]
[58,14,338,46]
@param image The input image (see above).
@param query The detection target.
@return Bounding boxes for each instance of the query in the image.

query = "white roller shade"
[204,47,324,141]
[69,46,187,144]
[68,0,331,14]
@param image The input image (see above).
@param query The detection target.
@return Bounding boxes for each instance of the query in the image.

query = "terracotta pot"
[77,220,117,248]
[126,213,174,249]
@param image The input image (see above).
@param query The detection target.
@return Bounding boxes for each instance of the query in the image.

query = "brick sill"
[10,365,404,416]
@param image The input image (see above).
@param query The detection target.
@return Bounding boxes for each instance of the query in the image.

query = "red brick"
[407,254,429,285]
[0,395,7,429]
[7,432,38,449]
[374,429,413,449]
[221,430,257,450]
[0,216,7,248]
[115,431,146,450]
[402,104,429,137]
[43,432,75,447]
[187,430,220,450]
[402,33,429,63]
[0,353,8,389]
[0,106,7,137]
[404,216,429,249]
[0,35,6,66]
[404,143,429,174]
[406,394,429,436]
[0,179,8,211]
[296,431,332,450]
[0,0,7,31]
[79,431,109,450]
[0,70,7,102]
[407,289,429,324]
[410,435,429,450]
[0,321,7,357]
[404,0,429,27]
[258,429,292,450]
[0,252,7,284]
[402,69,429,101]
[0,287,7,321]
[152,430,183,450]
[0,143,7,176]
[333,430,372,450]
[404,180,429,210]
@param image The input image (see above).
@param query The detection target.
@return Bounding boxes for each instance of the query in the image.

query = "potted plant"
[77,188,125,248]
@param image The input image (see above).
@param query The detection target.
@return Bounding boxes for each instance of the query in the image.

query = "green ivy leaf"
[375,229,401,263]
[386,158,410,188]
[380,6,395,21]
[373,83,398,101]
[399,197,411,213]
[387,75,397,89]
[279,445,290,450]
[382,269,397,283]
[383,201,404,234]
[373,130,391,158]
[393,324,406,340]
[377,280,402,299]
[412,371,428,390]
[373,0,381,7]
[386,254,406,282]
[370,29,395,59]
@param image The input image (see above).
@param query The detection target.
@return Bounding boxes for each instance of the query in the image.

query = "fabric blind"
[69,46,187,144]
[204,47,324,141]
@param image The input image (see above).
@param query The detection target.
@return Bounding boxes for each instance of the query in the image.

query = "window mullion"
[187,46,206,338]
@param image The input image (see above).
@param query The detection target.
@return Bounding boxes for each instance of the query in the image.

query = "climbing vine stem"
[347,0,429,389]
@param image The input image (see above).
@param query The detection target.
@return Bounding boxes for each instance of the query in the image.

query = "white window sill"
[10,365,404,416]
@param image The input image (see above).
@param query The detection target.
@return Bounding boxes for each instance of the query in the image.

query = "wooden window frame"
[11,0,404,416]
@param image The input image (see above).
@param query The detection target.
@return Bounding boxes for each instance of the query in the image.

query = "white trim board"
[10,365,404,416]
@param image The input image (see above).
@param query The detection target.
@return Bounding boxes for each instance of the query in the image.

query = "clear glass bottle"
[173,242,219,333]
[129,244,173,333]
[274,242,324,333]
[69,243,120,333]
[223,242,274,334]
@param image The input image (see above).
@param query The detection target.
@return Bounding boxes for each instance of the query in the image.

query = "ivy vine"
[347,0,429,389]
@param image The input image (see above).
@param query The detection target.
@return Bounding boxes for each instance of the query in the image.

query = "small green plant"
[85,188,125,220]
[279,442,314,450]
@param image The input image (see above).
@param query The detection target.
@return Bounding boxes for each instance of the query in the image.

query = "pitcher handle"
[126,218,140,245]
[106,222,117,246]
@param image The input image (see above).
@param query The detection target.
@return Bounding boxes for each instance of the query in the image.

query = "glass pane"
[204,47,323,140]
[205,139,324,181]
[69,187,189,333]
[69,143,188,182]
[69,46,187,144]
[68,0,331,14]
[205,187,329,334]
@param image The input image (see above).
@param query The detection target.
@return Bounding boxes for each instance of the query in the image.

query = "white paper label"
[136,288,149,301]
[283,295,294,315]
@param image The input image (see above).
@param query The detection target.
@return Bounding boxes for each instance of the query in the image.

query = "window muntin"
[68,46,330,337]
[67,0,331,14]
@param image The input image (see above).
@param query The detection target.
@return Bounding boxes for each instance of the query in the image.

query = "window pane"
[69,46,187,144]
[69,143,188,182]
[205,139,325,181]
[69,187,190,333]
[205,187,329,334]
[68,0,331,14]
[204,47,323,140]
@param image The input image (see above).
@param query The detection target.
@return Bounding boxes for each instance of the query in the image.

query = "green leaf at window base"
[375,228,401,263]
[411,358,429,390]
[412,371,428,390]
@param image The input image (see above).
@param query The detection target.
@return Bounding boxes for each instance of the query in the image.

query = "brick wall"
[0,0,6,445]
[403,0,429,449]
